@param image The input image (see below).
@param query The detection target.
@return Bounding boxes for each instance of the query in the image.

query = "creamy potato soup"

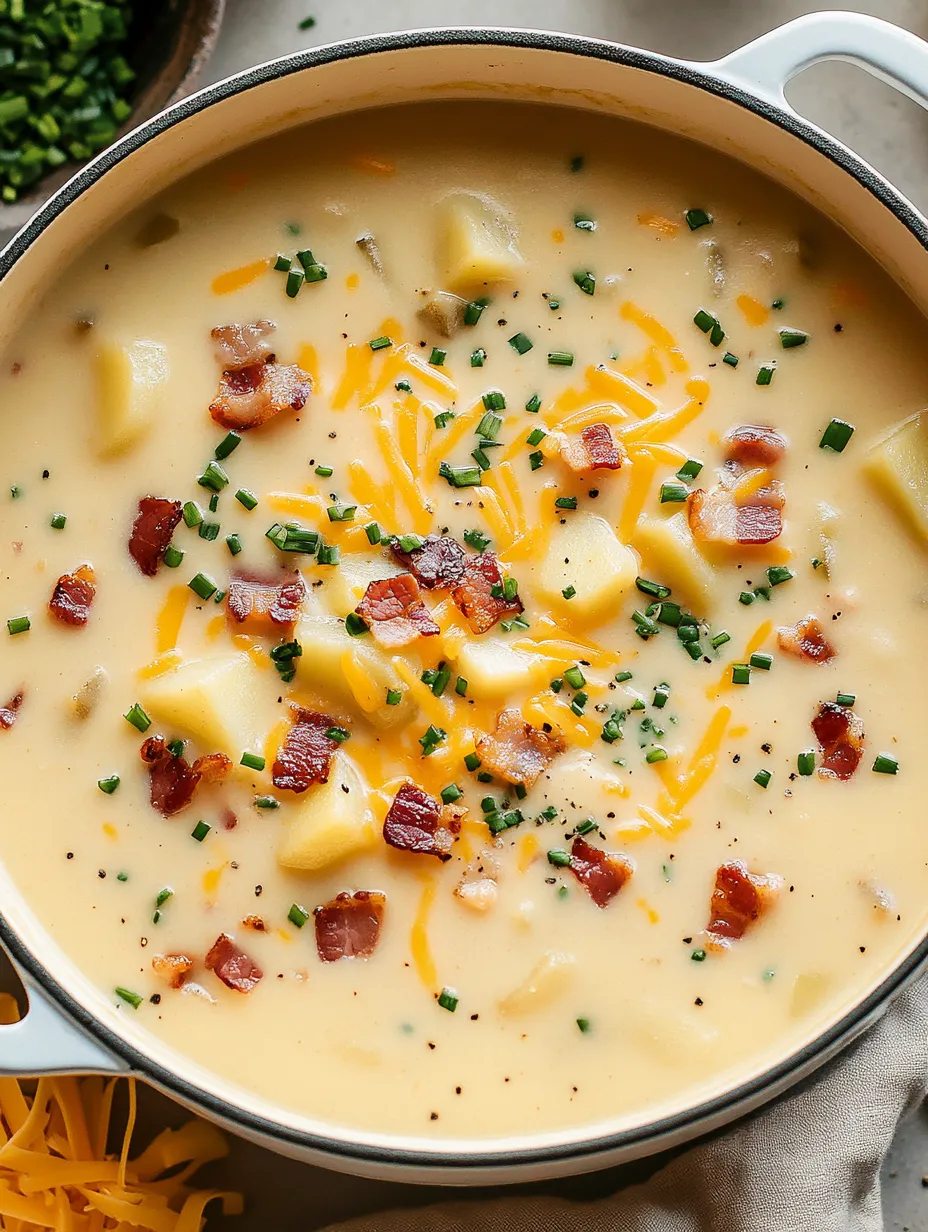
[2,101,928,1140]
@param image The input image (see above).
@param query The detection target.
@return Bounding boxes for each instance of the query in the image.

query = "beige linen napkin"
[324,978,928,1232]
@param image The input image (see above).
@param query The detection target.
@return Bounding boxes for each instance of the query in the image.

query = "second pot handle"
[0,968,128,1077]
[707,10,928,113]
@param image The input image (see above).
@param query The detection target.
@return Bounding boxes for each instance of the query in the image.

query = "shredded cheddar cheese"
[410,877,438,991]
[154,587,189,655]
[210,259,268,297]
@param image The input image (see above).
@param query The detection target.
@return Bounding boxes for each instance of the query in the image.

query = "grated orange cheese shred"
[375,420,431,534]
[736,293,770,326]
[584,364,660,418]
[619,301,688,373]
[0,995,241,1231]
[617,451,658,542]
[620,377,710,445]
[209,259,269,297]
[330,342,374,410]
[636,213,680,236]
[136,651,182,681]
[410,876,438,991]
[154,587,189,655]
[296,342,321,393]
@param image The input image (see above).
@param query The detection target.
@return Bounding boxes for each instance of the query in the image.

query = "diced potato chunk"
[535,512,638,621]
[863,410,928,540]
[295,613,410,727]
[453,638,546,700]
[277,754,376,872]
[633,512,715,611]
[320,554,403,619]
[498,951,575,1017]
[138,653,276,758]
[438,191,525,293]
[95,340,169,458]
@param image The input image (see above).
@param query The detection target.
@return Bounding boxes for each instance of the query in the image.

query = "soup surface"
[2,101,928,1142]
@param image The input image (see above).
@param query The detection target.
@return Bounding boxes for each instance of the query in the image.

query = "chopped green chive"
[438,987,458,1012]
[555,495,578,510]
[525,393,542,413]
[636,577,671,600]
[873,753,899,775]
[722,352,740,368]
[526,428,546,448]
[756,362,776,386]
[288,902,310,928]
[115,987,143,1009]
[659,482,689,503]
[440,784,462,805]
[395,379,413,393]
[197,461,229,493]
[463,529,491,551]
[767,565,795,587]
[397,533,424,553]
[561,584,577,600]
[419,725,447,756]
[547,848,571,868]
[318,543,341,565]
[97,775,120,794]
[428,347,446,367]
[327,504,357,523]
[254,795,280,809]
[685,208,713,230]
[731,663,751,685]
[652,683,670,708]
[215,431,241,460]
[615,671,633,684]
[576,1016,592,1033]
[314,465,334,478]
[739,591,755,606]
[50,511,67,529]
[693,308,724,346]
[563,666,586,690]
[464,297,490,326]
[163,545,184,569]
[463,752,481,772]
[797,750,815,776]
[633,610,661,639]
[439,462,482,488]
[691,949,707,963]
[778,326,809,349]
[364,522,383,545]
[529,451,545,471]
[547,350,574,367]
[676,458,703,482]
[573,212,596,231]
[198,520,219,542]
[819,418,855,453]
[10,486,22,499]
[772,298,785,310]
[548,299,561,311]
[385,688,402,706]
[476,410,503,439]
[240,752,265,772]
[326,726,350,744]
[573,269,595,295]
[482,390,506,413]
[754,769,772,789]
[191,820,210,842]
[836,692,856,707]
[368,335,392,351]
[749,652,773,670]
[274,254,292,272]
[645,746,668,764]
[455,677,468,697]
[7,615,30,635]
[155,887,174,910]
[188,572,217,601]
[285,267,304,297]
[124,703,151,733]
[470,348,486,368]
[235,488,258,511]
[344,613,368,637]
[225,533,243,557]
[509,332,534,355]
[265,523,320,553]
[600,717,622,743]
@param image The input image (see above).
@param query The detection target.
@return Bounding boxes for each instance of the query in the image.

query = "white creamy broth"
[2,101,928,1141]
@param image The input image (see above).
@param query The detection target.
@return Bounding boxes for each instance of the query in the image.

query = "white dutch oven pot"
[2,10,928,1184]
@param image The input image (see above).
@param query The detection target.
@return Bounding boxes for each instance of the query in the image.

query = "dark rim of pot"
[2,27,927,1172]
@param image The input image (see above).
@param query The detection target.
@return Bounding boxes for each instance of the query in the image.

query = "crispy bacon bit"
[812,700,864,780]
[241,914,267,932]
[475,709,565,788]
[49,565,96,626]
[569,836,633,908]
[205,934,263,993]
[561,422,627,473]
[227,573,304,630]
[777,616,836,664]
[688,488,782,546]
[152,953,194,989]
[314,891,386,962]
[724,424,788,467]
[140,737,231,816]
[706,861,781,947]
[355,574,440,648]
[452,552,523,635]
[454,851,500,913]
[210,320,276,368]
[389,534,467,589]
[209,361,313,431]
[0,690,24,730]
[383,782,462,861]
[220,807,238,831]
[272,708,338,793]
[128,497,182,577]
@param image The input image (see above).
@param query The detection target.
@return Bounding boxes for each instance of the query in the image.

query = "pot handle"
[0,965,128,1076]
[708,10,928,112]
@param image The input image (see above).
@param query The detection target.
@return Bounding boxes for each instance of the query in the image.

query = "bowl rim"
[2,25,928,1171]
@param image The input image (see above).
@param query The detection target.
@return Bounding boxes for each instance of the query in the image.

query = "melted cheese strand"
[210,258,269,296]
[620,300,689,373]
[617,451,658,542]
[620,378,710,444]
[411,877,438,991]
[331,342,374,410]
[374,420,432,534]
[154,586,189,655]
[585,364,660,419]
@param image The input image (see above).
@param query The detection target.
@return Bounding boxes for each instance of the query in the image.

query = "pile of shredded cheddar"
[0,995,241,1230]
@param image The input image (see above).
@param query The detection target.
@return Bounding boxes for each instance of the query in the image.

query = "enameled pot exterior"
[2,12,928,1184]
